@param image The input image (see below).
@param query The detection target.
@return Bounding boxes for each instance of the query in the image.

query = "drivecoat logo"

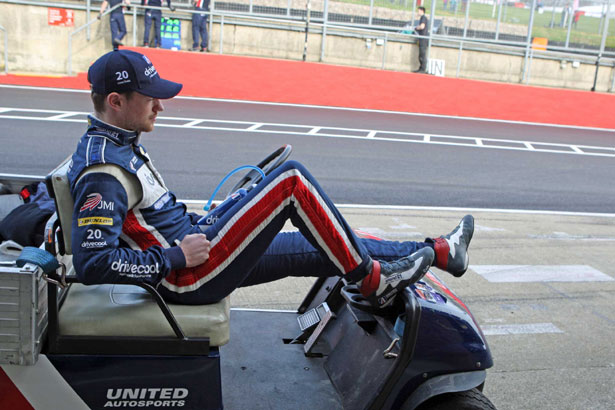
[80,193,114,212]
[104,387,188,407]
[111,260,160,275]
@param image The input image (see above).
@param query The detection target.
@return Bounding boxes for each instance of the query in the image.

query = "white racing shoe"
[432,215,474,277]
[363,247,435,309]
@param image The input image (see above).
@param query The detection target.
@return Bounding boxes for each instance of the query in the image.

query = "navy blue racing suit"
[68,116,430,304]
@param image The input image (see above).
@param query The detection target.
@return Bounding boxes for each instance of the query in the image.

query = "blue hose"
[204,165,265,211]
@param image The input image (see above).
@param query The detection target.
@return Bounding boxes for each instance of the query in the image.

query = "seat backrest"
[47,158,142,255]
[47,157,74,254]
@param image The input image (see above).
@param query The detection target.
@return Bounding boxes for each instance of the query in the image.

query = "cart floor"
[220,309,343,410]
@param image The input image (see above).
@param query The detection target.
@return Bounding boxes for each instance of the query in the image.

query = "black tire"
[416,388,497,410]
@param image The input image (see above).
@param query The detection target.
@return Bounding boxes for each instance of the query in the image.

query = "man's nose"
[155,99,164,112]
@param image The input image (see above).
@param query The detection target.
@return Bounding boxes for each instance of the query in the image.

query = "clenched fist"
[179,233,211,267]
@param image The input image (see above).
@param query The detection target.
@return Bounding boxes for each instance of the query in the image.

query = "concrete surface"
[184,203,615,410]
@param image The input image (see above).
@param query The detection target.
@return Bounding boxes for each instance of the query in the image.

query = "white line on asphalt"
[481,323,564,336]
[180,200,615,218]
[1,107,614,158]
[2,84,614,132]
[183,119,203,127]
[47,112,77,120]
[472,265,614,282]
[246,123,263,131]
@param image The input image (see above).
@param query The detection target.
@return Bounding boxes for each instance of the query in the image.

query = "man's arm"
[98,0,109,18]
[71,172,185,285]
[416,17,426,32]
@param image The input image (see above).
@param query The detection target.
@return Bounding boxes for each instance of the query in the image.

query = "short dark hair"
[90,90,134,114]
[418,6,426,12]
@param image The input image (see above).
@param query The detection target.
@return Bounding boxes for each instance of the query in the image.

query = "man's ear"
[106,92,124,112]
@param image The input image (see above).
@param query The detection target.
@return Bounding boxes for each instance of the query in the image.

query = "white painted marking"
[179,200,615,218]
[482,323,564,336]
[246,123,263,131]
[3,84,613,132]
[356,227,423,239]
[482,318,505,323]
[47,112,76,120]
[1,107,613,158]
[1,355,90,409]
[390,223,417,230]
[529,231,615,241]
[474,224,506,232]
[476,138,484,146]
[472,265,614,282]
[183,119,203,127]
[0,107,12,113]
[570,145,583,154]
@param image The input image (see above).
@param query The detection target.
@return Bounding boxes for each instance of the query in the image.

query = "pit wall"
[0,2,613,92]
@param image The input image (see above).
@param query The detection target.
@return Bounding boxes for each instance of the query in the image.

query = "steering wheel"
[227,145,293,195]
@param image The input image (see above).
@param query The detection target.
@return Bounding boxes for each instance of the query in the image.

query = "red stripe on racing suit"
[162,168,364,293]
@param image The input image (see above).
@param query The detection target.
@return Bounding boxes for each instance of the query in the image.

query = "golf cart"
[0,146,496,409]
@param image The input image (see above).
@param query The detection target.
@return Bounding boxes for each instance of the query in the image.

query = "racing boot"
[360,247,434,308]
[429,214,474,277]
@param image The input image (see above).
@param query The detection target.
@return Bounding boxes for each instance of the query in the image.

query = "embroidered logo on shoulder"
[153,192,172,210]
[80,193,102,211]
[129,156,139,172]
[80,193,115,212]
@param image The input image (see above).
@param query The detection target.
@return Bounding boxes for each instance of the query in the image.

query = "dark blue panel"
[48,352,222,410]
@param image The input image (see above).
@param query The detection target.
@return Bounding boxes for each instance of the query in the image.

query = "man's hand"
[179,233,211,267]
[97,13,102,20]
[169,5,176,11]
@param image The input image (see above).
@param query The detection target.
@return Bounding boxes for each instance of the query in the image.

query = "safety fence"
[0,23,6,74]
[0,0,614,90]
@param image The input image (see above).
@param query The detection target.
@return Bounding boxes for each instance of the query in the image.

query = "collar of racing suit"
[87,115,140,147]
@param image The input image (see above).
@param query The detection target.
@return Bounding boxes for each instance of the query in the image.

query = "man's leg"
[241,214,473,287]
[158,161,433,305]
[153,12,162,47]
[117,15,127,42]
[191,14,200,49]
[143,11,152,45]
[239,232,433,287]
[110,17,120,49]
[418,38,428,72]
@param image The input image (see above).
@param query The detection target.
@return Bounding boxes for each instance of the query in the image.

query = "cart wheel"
[414,388,497,410]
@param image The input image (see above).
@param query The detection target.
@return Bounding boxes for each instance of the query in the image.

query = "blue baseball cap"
[88,50,183,99]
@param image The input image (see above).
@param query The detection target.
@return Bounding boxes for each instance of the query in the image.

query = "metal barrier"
[1,0,614,90]
[0,23,6,74]
[67,3,122,75]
